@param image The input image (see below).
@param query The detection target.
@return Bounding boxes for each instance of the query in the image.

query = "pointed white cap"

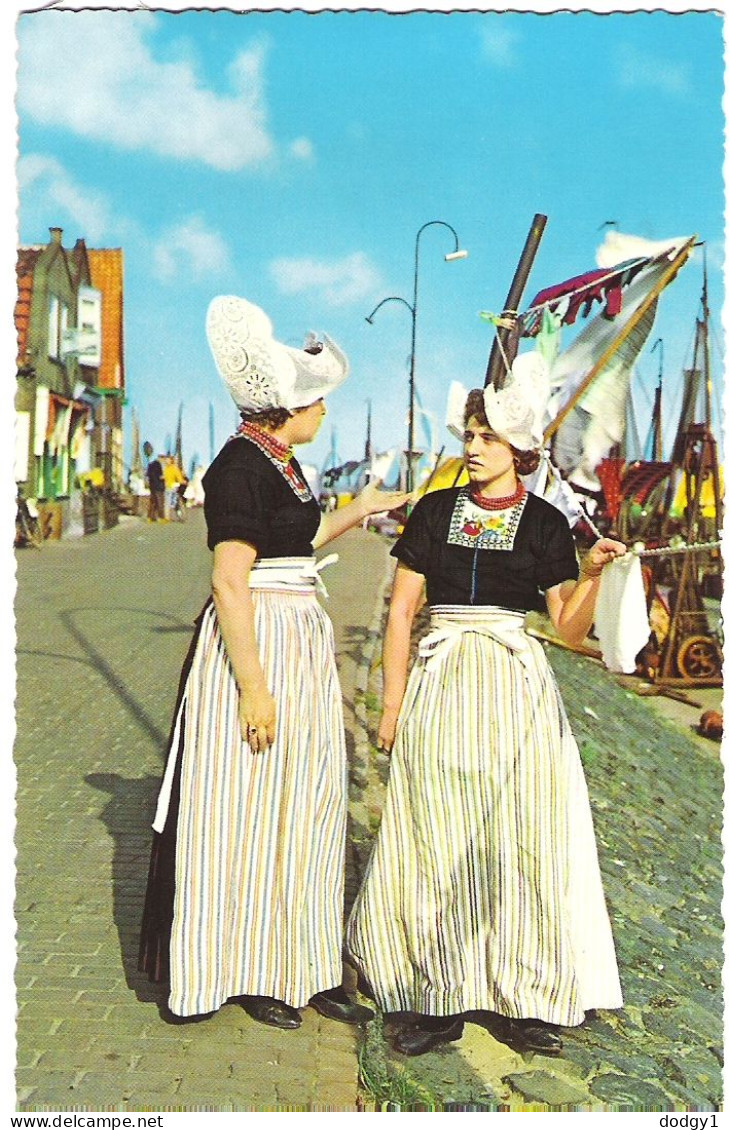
[206,295,349,412]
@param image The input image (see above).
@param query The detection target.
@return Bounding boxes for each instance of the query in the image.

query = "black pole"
[485,213,548,390]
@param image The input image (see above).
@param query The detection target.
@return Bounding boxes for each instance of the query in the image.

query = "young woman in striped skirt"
[139,296,407,1030]
[346,375,626,1057]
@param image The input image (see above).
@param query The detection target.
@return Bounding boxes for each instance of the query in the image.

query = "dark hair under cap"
[239,406,293,430]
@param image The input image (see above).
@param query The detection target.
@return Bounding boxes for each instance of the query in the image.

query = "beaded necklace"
[238,421,293,462]
[236,421,312,502]
[469,480,526,511]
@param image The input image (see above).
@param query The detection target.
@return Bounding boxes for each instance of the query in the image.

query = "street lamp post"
[365,220,467,492]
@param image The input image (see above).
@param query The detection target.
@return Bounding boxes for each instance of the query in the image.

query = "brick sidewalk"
[14,514,393,1111]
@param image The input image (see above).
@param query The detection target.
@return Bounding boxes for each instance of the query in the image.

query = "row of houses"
[15,226,127,538]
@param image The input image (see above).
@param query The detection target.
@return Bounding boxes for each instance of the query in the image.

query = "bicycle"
[173,484,187,522]
[15,493,43,548]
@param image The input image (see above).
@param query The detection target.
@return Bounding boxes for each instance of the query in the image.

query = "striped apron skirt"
[345,605,623,1026]
[139,557,347,1017]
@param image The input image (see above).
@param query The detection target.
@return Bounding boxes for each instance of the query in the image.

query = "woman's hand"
[358,478,413,517]
[239,683,277,753]
[580,537,627,579]
[312,479,414,548]
[377,706,400,755]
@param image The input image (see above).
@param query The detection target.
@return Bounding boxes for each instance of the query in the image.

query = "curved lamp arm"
[365,295,415,325]
[415,219,463,255]
[365,220,467,493]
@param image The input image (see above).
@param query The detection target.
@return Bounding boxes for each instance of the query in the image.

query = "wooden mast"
[648,337,663,462]
[654,244,722,684]
[484,213,548,391]
[701,249,723,533]
[364,398,372,464]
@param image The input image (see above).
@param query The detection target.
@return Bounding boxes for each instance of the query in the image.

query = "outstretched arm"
[545,537,627,647]
[377,563,426,753]
[313,480,411,549]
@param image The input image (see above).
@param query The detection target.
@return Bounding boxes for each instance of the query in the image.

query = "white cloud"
[615,44,691,97]
[479,24,519,69]
[18,12,275,171]
[289,137,315,162]
[17,153,118,243]
[18,152,230,282]
[152,216,232,281]
[269,252,382,307]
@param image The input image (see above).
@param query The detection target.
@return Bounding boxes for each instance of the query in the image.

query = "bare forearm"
[382,605,415,714]
[313,482,411,549]
[313,496,367,549]
[376,563,425,753]
[547,538,626,647]
[550,574,601,646]
[212,579,267,692]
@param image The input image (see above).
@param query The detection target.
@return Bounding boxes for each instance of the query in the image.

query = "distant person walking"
[139,295,408,1031]
[146,456,165,523]
[163,457,186,521]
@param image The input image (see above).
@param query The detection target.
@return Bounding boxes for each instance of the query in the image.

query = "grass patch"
[358,1014,438,1111]
[579,740,600,767]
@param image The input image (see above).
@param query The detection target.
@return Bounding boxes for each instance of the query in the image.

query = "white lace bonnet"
[446,351,550,451]
[206,295,349,412]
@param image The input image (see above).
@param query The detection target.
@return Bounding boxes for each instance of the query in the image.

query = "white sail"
[369,448,396,483]
[544,237,692,488]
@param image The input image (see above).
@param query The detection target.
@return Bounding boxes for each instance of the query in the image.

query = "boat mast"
[701,248,713,434]
[364,399,372,465]
[701,247,723,532]
[648,337,663,462]
[484,213,548,391]
[660,245,722,541]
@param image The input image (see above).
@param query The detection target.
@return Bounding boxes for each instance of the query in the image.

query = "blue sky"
[14,6,725,477]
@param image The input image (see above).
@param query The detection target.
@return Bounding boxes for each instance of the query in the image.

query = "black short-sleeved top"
[202,435,321,556]
[392,487,579,611]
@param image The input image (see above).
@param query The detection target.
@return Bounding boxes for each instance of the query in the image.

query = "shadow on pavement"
[85,771,166,1011]
[59,609,181,750]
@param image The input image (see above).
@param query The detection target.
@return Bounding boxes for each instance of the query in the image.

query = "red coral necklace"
[469,481,525,511]
[236,421,312,501]
[238,421,293,463]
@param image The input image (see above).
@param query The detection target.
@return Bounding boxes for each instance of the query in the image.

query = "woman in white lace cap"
[139,296,408,1030]
[346,358,626,1057]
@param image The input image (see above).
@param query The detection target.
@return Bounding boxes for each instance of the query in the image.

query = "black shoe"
[243,995,302,1030]
[507,1018,563,1055]
[309,986,374,1025]
[392,1016,464,1056]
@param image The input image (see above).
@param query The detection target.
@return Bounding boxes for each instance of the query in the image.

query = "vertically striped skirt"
[139,588,347,1017]
[345,606,623,1027]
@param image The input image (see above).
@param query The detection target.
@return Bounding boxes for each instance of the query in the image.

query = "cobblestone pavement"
[14,514,392,1112]
[350,591,724,1113]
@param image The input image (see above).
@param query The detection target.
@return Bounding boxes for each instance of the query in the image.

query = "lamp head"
[444,249,468,262]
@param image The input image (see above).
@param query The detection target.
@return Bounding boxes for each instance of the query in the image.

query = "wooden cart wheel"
[676,635,722,680]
